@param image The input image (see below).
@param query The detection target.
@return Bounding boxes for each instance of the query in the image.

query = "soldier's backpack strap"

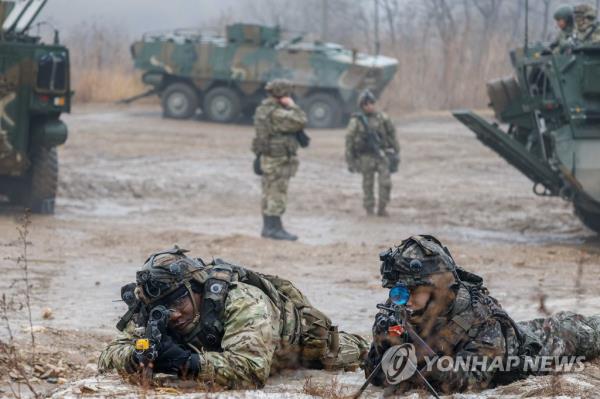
[182,263,234,350]
[583,22,599,42]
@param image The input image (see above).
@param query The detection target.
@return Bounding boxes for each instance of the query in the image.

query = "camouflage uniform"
[364,235,600,394]
[252,79,307,240]
[345,110,399,215]
[550,5,574,54]
[574,5,600,44]
[99,249,368,389]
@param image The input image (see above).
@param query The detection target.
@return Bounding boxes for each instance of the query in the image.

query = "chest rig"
[180,258,290,351]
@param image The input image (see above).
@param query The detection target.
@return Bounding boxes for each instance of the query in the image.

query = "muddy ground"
[1,104,600,398]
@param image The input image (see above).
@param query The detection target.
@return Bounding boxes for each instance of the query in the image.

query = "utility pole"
[322,0,329,41]
[374,0,380,56]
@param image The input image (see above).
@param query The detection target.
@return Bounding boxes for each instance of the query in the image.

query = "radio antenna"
[524,0,529,51]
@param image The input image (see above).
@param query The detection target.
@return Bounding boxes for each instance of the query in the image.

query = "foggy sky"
[38,0,252,36]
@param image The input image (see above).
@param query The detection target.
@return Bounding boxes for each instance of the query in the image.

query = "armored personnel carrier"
[453,43,600,233]
[129,23,398,128]
[0,0,70,214]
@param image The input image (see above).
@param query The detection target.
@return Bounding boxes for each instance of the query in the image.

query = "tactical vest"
[252,100,299,158]
[351,112,390,156]
[178,258,341,364]
[428,268,541,360]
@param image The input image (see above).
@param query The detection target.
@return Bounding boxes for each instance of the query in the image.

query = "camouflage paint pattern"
[365,284,600,394]
[453,36,600,231]
[345,111,399,212]
[99,281,368,389]
[0,5,71,180]
[131,23,398,116]
[253,96,306,217]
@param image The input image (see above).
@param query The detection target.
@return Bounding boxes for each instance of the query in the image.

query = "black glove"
[153,335,201,378]
[386,151,400,173]
[253,154,263,175]
[295,130,311,148]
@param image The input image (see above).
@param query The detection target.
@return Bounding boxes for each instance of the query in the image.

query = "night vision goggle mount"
[379,235,460,288]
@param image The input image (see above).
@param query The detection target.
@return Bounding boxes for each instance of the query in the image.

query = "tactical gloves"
[154,335,201,378]
[134,334,201,379]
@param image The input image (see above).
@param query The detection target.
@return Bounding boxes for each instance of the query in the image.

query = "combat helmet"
[134,246,208,307]
[554,5,574,26]
[265,79,294,97]
[574,4,597,24]
[379,235,458,289]
[358,89,377,107]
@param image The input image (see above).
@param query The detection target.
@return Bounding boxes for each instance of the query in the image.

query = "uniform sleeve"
[98,325,140,374]
[345,117,359,165]
[383,114,400,153]
[195,288,277,389]
[270,104,307,134]
[420,320,506,393]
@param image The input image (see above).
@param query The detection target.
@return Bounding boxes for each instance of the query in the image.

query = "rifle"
[356,113,386,159]
[134,305,170,382]
[353,302,440,399]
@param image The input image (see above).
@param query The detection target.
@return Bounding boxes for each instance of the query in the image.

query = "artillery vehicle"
[128,23,398,128]
[453,43,600,233]
[0,0,70,214]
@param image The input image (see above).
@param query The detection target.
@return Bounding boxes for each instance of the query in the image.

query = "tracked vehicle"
[453,43,600,233]
[0,0,70,213]
[128,23,397,128]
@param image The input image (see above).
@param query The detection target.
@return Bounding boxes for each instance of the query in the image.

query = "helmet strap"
[184,280,201,325]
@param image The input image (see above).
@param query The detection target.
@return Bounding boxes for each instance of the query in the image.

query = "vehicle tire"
[15,146,58,214]
[161,83,199,119]
[301,92,343,129]
[203,86,241,123]
[574,202,600,234]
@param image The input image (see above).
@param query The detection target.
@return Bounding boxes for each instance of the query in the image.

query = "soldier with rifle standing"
[345,90,400,217]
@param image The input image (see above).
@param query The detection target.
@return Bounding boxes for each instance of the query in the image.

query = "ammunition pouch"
[295,130,311,148]
[253,154,263,175]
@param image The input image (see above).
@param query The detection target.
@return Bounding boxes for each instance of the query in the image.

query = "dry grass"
[63,22,149,104]
[302,376,351,399]
[73,68,146,103]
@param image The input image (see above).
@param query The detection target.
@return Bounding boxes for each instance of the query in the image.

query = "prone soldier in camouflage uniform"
[99,247,368,389]
[574,4,600,44]
[345,90,400,217]
[252,79,308,241]
[550,5,575,53]
[364,235,600,394]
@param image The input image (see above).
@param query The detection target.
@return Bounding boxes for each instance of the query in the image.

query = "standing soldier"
[550,5,575,53]
[345,90,400,217]
[574,4,600,44]
[252,79,308,241]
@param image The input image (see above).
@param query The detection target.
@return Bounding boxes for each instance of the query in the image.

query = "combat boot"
[261,215,273,238]
[377,205,389,217]
[264,216,298,241]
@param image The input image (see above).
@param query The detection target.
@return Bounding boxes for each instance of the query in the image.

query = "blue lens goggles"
[389,283,410,305]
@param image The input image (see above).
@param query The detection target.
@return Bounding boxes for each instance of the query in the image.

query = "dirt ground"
[2,103,600,398]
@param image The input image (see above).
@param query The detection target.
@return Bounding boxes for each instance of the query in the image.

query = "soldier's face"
[362,102,376,114]
[407,285,433,312]
[557,19,567,30]
[168,292,202,334]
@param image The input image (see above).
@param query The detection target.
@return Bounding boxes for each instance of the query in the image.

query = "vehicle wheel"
[16,147,58,214]
[301,92,343,128]
[161,83,199,119]
[203,87,241,123]
[574,202,600,233]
